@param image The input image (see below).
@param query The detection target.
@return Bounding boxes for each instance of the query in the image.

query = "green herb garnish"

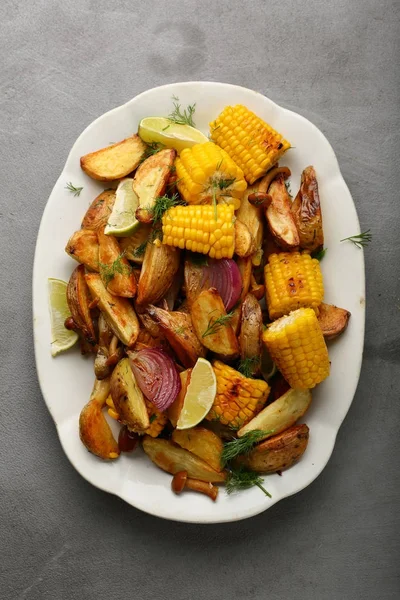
[202,311,234,338]
[340,230,372,249]
[226,467,271,497]
[140,142,164,164]
[237,357,260,378]
[65,182,83,197]
[99,252,132,286]
[168,95,196,127]
[149,414,157,424]
[150,193,183,224]
[133,241,148,257]
[311,247,327,261]
[218,177,236,190]
[221,429,274,466]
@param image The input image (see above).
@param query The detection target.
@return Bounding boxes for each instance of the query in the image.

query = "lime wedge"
[48,278,78,357]
[138,117,208,154]
[176,358,217,430]
[104,178,139,237]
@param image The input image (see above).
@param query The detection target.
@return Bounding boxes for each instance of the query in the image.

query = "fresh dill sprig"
[99,252,131,286]
[65,182,83,197]
[168,95,196,127]
[340,229,372,249]
[150,193,183,224]
[202,311,234,338]
[221,429,274,466]
[237,356,260,378]
[218,177,236,190]
[140,142,164,164]
[226,467,271,497]
[311,247,327,261]
[133,241,148,257]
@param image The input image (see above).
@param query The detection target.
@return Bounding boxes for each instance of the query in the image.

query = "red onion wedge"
[201,259,242,312]
[128,348,181,411]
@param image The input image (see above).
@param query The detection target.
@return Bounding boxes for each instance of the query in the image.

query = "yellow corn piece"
[162,203,235,259]
[265,252,324,320]
[206,361,270,429]
[106,395,167,437]
[263,308,330,389]
[175,141,247,206]
[209,105,291,184]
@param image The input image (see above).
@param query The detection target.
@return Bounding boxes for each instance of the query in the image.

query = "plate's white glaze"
[33,82,365,523]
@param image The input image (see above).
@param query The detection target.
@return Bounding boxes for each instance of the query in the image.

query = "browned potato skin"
[65,229,99,272]
[81,190,116,230]
[291,166,324,252]
[237,424,309,473]
[142,437,226,483]
[266,174,300,250]
[183,258,208,308]
[234,219,257,257]
[67,265,96,343]
[79,378,120,460]
[239,293,262,368]
[318,302,351,340]
[137,242,180,306]
[191,288,239,357]
[133,149,176,223]
[263,229,283,261]
[80,135,146,181]
[167,369,191,427]
[172,427,223,473]
[110,358,150,432]
[146,306,206,368]
[97,228,137,298]
[236,185,264,258]
[85,273,139,347]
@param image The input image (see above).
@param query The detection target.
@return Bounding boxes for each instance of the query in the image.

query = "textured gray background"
[1,0,399,599]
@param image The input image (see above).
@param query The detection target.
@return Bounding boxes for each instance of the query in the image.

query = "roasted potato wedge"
[191,288,239,357]
[85,273,139,347]
[172,427,223,473]
[239,293,262,373]
[79,378,120,460]
[133,149,176,223]
[97,228,136,298]
[94,314,117,379]
[263,229,283,261]
[66,265,96,343]
[183,256,208,308]
[238,388,312,440]
[81,190,116,230]
[318,302,351,340]
[237,257,252,300]
[142,437,226,483]
[266,174,299,250]
[291,166,324,252]
[118,224,151,264]
[65,229,99,272]
[146,306,206,368]
[167,369,191,427]
[137,241,180,306]
[110,358,150,432]
[80,135,146,181]
[237,424,309,473]
[234,219,257,257]
[236,185,264,259]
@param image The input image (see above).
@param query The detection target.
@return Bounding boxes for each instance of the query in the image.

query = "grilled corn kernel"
[206,361,270,429]
[162,204,235,259]
[262,308,330,389]
[265,252,324,320]
[175,141,247,206]
[209,105,291,184]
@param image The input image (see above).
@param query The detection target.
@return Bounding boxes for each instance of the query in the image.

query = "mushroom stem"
[171,471,219,501]
[258,166,291,194]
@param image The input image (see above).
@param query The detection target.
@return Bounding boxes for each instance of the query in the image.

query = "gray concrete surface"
[1,1,399,599]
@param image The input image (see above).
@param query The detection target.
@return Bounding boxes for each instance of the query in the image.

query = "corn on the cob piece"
[262,308,330,389]
[206,361,270,429]
[106,396,167,438]
[209,105,291,184]
[175,141,247,206]
[162,204,235,259]
[265,252,324,320]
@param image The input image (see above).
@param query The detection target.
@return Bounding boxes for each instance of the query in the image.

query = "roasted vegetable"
[80,135,146,181]
[137,241,180,306]
[209,105,291,184]
[172,427,223,472]
[65,230,99,272]
[167,369,191,427]
[318,303,351,340]
[236,185,264,260]
[237,424,309,473]
[110,358,150,432]
[146,306,206,368]
[263,308,330,389]
[206,361,270,429]
[183,256,206,308]
[79,378,120,460]
[118,224,152,263]
[238,387,312,439]
[171,471,219,501]
[191,288,239,356]
[238,293,262,374]
[97,228,136,297]
[133,149,176,223]
[266,174,299,250]
[142,437,226,483]
[66,265,96,343]
[85,273,139,347]
[291,166,323,252]
[81,190,116,230]
[234,219,256,258]
[265,252,324,319]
